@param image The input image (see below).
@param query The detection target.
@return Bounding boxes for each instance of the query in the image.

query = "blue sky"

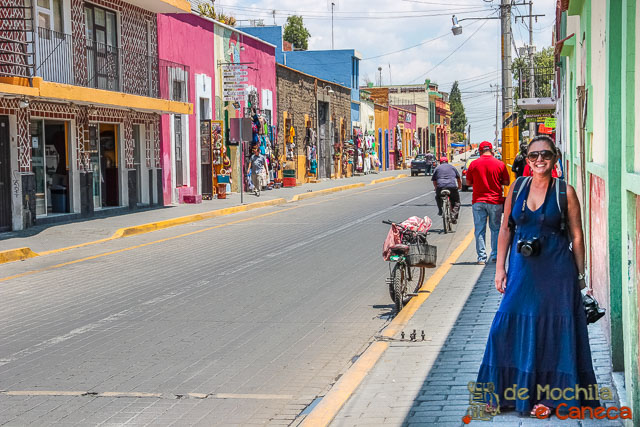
[200,0,557,143]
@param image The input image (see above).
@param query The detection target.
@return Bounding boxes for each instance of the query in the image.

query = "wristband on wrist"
[577,273,585,281]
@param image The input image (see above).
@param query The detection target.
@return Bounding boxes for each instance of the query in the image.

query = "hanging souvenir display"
[211,121,224,167]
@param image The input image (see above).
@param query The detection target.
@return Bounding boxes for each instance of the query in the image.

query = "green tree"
[449,81,467,134]
[197,0,236,27]
[451,132,465,144]
[283,15,311,50]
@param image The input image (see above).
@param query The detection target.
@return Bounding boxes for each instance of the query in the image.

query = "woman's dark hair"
[529,135,558,155]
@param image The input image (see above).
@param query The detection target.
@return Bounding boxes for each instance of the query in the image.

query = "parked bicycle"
[382,218,437,313]
[440,189,454,234]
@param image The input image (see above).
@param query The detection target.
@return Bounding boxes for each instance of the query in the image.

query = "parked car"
[411,154,428,176]
[461,155,480,191]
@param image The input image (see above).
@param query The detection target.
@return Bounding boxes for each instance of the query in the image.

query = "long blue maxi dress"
[476,179,600,413]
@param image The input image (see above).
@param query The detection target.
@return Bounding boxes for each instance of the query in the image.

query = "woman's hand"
[495,268,507,294]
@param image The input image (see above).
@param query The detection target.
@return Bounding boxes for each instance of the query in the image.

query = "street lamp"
[451,14,501,36]
[451,16,462,35]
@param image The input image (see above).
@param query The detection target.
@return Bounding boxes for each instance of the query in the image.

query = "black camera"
[583,293,606,324]
[517,238,541,257]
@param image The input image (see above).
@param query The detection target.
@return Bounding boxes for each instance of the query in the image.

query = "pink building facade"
[389,106,416,169]
[157,14,215,205]
[155,15,277,203]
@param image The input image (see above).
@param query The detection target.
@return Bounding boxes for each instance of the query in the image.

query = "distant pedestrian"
[511,143,528,178]
[425,150,435,174]
[431,156,461,223]
[248,146,267,197]
[465,141,510,264]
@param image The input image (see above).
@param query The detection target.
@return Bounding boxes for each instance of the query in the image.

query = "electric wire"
[407,18,492,84]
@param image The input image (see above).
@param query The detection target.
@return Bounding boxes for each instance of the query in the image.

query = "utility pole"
[515,2,544,140]
[331,2,335,50]
[466,124,470,161]
[500,0,513,131]
[490,83,500,144]
[378,66,382,86]
[272,10,276,25]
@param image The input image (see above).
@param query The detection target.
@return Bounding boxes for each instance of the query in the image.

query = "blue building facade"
[239,25,361,131]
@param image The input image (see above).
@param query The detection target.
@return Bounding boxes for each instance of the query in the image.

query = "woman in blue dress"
[476,136,599,417]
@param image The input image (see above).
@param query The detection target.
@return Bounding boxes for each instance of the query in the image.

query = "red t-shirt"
[466,155,510,204]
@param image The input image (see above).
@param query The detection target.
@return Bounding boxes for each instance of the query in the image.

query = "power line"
[408,17,493,84]
[217,4,493,19]
[218,2,488,15]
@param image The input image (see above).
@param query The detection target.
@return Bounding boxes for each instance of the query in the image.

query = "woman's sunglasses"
[527,150,554,161]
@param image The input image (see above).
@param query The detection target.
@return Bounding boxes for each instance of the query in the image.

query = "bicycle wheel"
[392,263,407,313]
[442,199,450,234]
[407,265,425,294]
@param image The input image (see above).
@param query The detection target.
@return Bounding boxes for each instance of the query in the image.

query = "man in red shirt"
[466,141,511,264]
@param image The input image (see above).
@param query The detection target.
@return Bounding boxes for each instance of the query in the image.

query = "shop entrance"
[30,120,70,216]
[89,123,119,209]
[0,116,11,231]
[200,119,212,199]
[318,101,330,179]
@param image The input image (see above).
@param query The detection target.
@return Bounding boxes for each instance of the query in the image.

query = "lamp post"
[452,5,515,174]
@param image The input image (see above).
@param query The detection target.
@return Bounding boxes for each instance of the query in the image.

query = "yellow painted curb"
[396,173,408,178]
[0,247,39,265]
[113,198,288,238]
[301,230,475,427]
[369,176,396,185]
[289,183,365,202]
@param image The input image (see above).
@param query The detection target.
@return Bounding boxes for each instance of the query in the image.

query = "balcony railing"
[36,27,73,85]
[519,66,554,99]
[5,26,189,103]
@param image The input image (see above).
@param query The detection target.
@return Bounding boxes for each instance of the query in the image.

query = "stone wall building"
[276,64,351,182]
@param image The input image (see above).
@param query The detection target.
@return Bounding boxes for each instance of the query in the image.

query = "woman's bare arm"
[566,184,586,289]
[495,182,516,293]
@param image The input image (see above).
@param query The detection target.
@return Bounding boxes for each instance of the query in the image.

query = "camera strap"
[507,176,531,233]
[555,178,568,234]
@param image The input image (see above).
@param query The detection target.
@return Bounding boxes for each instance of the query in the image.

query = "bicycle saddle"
[390,244,410,255]
[441,189,451,196]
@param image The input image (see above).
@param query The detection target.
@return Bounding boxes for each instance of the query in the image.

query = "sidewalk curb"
[289,183,365,202]
[0,247,38,264]
[0,174,408,265]
[113,198,288,238]
[300,231,475,427]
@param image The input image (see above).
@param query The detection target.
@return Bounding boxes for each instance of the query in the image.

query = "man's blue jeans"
[472,203,503,262]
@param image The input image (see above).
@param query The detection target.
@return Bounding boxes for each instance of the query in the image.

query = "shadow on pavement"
[399,264,621,426]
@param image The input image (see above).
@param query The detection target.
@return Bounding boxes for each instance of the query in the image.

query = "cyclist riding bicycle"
[432,156,462,223]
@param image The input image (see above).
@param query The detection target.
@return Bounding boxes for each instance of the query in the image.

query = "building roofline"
[390,105,415,114]
[193,14,277,48]
[276,63,351,91]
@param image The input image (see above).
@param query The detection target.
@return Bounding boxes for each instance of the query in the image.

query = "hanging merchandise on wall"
[305,126,317,177]
[286,124,296,160]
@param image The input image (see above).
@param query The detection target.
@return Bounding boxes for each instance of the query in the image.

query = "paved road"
[0,177,472,426]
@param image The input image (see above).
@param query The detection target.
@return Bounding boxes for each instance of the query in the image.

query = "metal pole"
[528,0,536,139]
[331,2,335,50]
[495,85,499,142]
[240,120,244,204]
[501,0,513,123]
[466,124,470,161]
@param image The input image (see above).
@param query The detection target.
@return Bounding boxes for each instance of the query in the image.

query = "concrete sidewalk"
[331,243,622,427]
[0,170,408,255]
